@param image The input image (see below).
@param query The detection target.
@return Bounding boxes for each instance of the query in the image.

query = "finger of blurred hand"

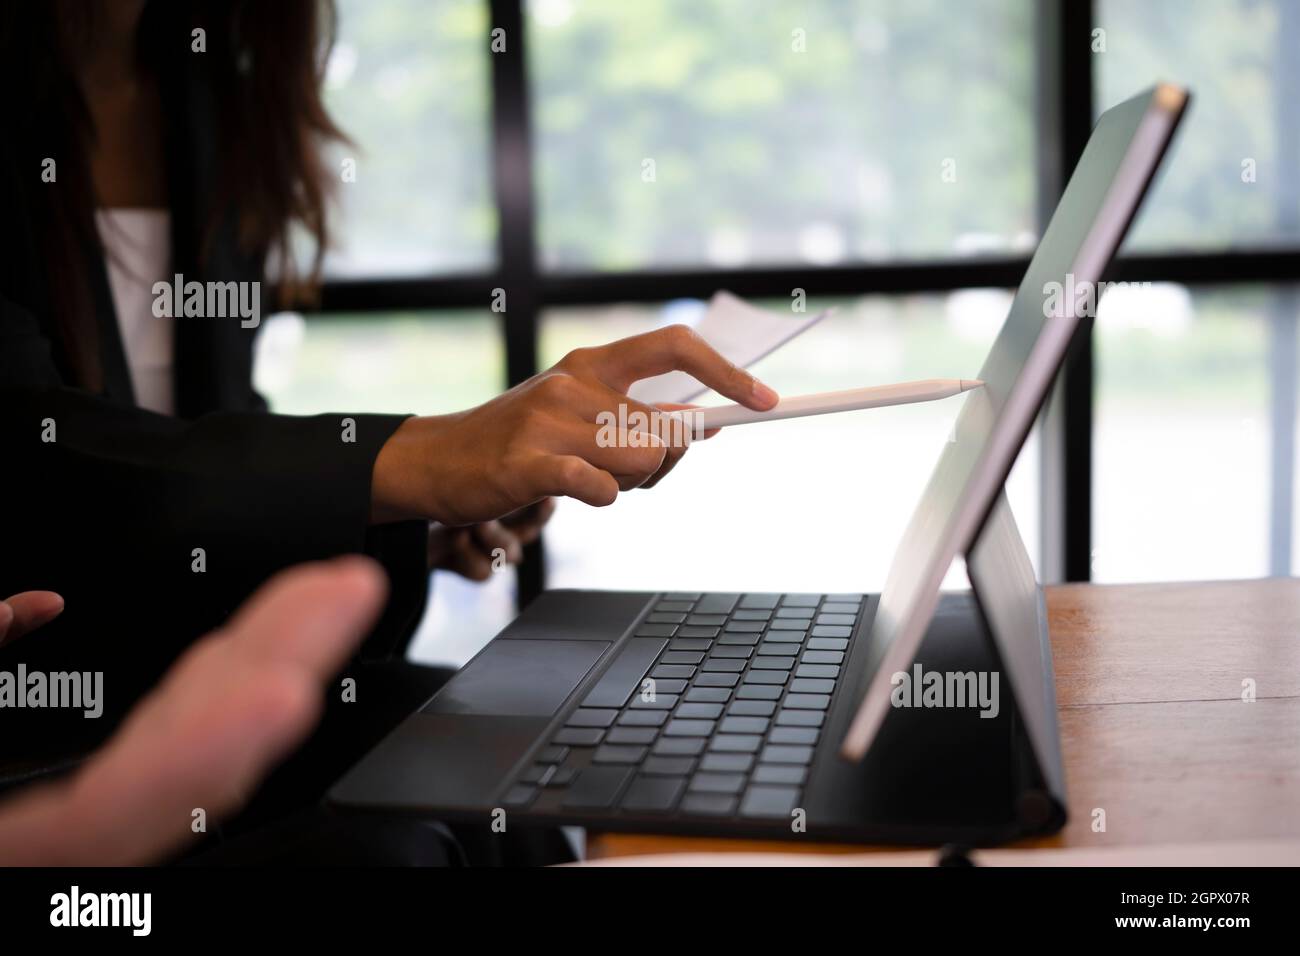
[449,529,495,581]
[499,498,556,545]
[471,520,522,565]
[578,325,779,410]
[0,591,64,648]
[2,557,386,866]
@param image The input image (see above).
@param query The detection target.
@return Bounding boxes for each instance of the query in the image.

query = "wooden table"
[588,579,1300,860]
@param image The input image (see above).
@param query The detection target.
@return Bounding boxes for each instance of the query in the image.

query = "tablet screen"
[841,85,1189,759]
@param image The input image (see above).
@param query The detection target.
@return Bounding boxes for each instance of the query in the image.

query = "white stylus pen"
[673,378,984,431]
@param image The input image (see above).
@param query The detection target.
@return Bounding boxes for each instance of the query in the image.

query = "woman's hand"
[428,499,556,580]
[371,325,778,526]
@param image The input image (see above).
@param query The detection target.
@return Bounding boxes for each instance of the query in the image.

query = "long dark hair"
[0,0,346,390]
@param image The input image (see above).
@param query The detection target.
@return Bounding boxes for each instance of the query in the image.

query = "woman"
[0,0,775,830]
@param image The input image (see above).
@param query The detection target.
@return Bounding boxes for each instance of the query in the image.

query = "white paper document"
[628,291,832,405]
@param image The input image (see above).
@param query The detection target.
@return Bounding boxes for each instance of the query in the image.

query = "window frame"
[309,0,1300,601]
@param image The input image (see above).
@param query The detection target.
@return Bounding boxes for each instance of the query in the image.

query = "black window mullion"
[1036,0,1096,583]
[489,0,545,604]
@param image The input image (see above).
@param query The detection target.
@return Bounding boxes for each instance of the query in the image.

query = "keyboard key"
[807,637,849,651]
[629,693,679,710]
[664,719,716,737]
[755,642,798,657]
[653,737,706,756]
[735,684,783,700]
[709,645,753,659]
[685,614,727,627]
[801,650,844,665]
[642,756,696,775]
[789,678,835,694]
[664,592,702,602]
[742,670,788,685]
[750,656,794,670]
[651,664,696,679]
[709,734,762,753]
[684,686,732,702]
[719,716,769,734]
[724,621,765,633]
[821,603,861,615]
[826,593,864,602]
[775,606,815,618]
[740,785,801,818]
[635,623,678,637]
[678,625,721,638]
[553,727,604,746]
[732,609,772,621]
[695,593,740,614]
[581,637,667,708]
[694,672,740,687]
[717,633,761,646]
[689,772,746,795]
[811,625,852,638]
[776,709,825,727]
[781,594,822,607]
[701,658,746,672]
[593,744,647,764]
[548,767,575,787]
[783,693,831,710]
[680,793,738,815]
[770,727,820,745]
[567,708,618,728]
[503,784,537,807]
[618,710,668,727]
[761,631,806,644]
[562,766,633,808]
[654,601,694,612]
[768,619,810,631]
[760,744,814,764]
[669,638,712,651]
[520,764,555,785]
[606,727,657,744]
[727,700,776,716]
[647,612,686,624]
[752,765,808,786]
[535,745,568,764]
[660,651,704,665]
[816,614,856,627]
[621,775,685,813]
[699,753,754,773]
[796,664,841,679]
[675,702,724,719]
[738,594,781,609]
[651,678,687,694]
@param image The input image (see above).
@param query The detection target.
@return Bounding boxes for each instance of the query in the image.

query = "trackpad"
[425,639,610,717]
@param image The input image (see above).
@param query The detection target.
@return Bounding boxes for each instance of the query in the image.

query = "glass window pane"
[1095,0,1300,250]
[254,311,502,414]
[1093,285,1285,582]
[323,0,495,277]
[540,293,1040,592]
[254,312,510,666]
[528,0,1037,271]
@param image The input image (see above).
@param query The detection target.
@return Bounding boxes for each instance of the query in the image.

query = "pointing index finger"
[586,325,779,411]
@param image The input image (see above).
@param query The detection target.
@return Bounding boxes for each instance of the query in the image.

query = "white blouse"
[95,208,174,415]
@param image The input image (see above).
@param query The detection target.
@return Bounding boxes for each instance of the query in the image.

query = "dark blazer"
[0,34,429,760]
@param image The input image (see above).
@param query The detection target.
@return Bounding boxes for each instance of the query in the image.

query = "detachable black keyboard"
[500,591,865,821]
